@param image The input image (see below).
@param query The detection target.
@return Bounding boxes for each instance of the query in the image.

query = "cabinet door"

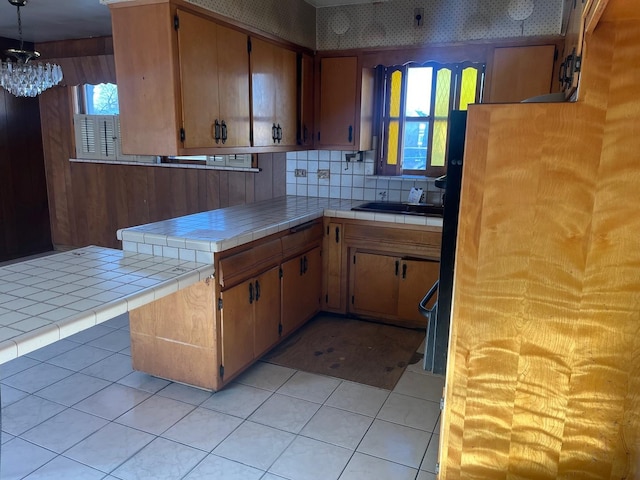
[397,259,440,327]
[216,24,251,147]
[351,252,398,317]
[251,39,297,147]
[254,266,281,357]
[177,9,220,149]
[220,278,255,380]
[317,56,357,147]
[487,45,556,103]
[283,247,322,336]
[323,222,345,312]
[301,247,322,322]
[299,52,314,146]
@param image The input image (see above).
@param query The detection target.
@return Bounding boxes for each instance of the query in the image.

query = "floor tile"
[0,355,40,379]
[46,344,113,371]
[111,437,206,480]
[2,362,73,393]
[183,454,264,480]
[417,471,437,480]
[25,339,77,362]
[356,419,429,469]
[377,393,440,431]
[236,361,296,391]
[201,383,272,419]
[0,384,28,407]
[269,436,352,480]
[22,454,105,480]
[2,431,14,444]
[325,381,390,417]
[100,312,129,329]
[0,438,57,480]
[249,393,320,433]
[213,421,294,471]
[65,422,154,474]
[117,371,171,393]
[80,353,134,382]
[339,452,418,480]
[156,382,212,406]
[261,475,288,480]
[276,371,341,403]
[115,395,195,435]
[87,329,131,352]
[65,325,114,344]
[162,407,242,452]
[74,383,152,420]
[300,405,373,450]
[1,395,66,435]
[393,370,444,402]
[420,434,439,473]
[21,408,109,454]
[35,372,110,406]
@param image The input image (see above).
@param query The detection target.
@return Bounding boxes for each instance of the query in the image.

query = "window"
[83,83,119,115]
[378,62,485,177]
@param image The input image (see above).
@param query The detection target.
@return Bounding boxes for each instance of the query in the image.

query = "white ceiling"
[0,0,112,44]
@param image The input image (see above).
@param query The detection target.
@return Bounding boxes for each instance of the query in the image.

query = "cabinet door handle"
[303,255,308,274]
[395,260,399,276]
[214,119,221,144]
[335,226,340,243]
[277,124,282,143]
[303,125,308,143]
[272,123,277,143]
[348,125,353,143]
[402,263,407,279]
[249,282,254,304]
[255,280,260,301]
[300,257,304,275]
[221,120,227,144]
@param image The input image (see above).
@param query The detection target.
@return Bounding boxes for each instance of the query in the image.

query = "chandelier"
[0,0,63,97]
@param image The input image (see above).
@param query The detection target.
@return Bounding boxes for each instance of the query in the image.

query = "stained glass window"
[381,62,484,176]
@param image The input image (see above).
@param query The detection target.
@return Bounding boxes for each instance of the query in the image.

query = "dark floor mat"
[262,314,425,390]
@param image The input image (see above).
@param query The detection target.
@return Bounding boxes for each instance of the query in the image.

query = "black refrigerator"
[424,110,467,375]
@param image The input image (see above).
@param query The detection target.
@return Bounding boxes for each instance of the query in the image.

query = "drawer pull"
[249,282,254,304]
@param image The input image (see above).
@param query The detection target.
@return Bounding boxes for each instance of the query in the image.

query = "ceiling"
[0,0,390,44]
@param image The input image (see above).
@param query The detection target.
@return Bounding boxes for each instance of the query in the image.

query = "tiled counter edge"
[0,246,214,365]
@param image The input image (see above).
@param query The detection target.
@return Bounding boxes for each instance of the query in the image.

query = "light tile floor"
[0,313,443,480]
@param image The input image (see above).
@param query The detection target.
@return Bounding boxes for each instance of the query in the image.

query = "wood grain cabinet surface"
[250,38,298,147]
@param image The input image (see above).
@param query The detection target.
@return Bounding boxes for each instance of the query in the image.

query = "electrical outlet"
[294,169,307,178]
[317,169,330,179]
[414,7,424,27]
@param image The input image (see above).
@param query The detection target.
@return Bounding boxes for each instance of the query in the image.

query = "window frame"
[376,61,485,178]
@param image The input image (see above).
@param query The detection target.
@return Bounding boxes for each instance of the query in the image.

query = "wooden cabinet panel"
[397,258,439,327]
[351,252,399,317]
[282,246,322,336]
[323,221,346,313]
[179,10,250,149]
[220,278,255,380]
[254,266,281,357]
[251,38,297,147]
[317,56,373,150]
[487,45,556,103]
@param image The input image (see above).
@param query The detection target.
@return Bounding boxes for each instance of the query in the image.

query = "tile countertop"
[0,246,214,364]
[117,195,443,261]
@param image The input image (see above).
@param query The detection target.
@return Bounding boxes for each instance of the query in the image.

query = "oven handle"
[419,280,439,318]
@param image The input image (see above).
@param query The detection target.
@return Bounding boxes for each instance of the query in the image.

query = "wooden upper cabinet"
[250,38,297,147]
[317,56,374,150]
[109,1,250,155]
[486,45,557,103]
[299,52,315,147]
[178,9,250,149]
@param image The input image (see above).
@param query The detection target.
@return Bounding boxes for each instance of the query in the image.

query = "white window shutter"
[74,114,117,160]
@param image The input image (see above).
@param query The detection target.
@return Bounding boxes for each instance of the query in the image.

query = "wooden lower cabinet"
[323,220,347,313]
[350,251,439,328]
[282,246,322,336]
[220,265,281,381]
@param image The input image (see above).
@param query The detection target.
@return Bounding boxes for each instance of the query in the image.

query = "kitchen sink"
[351,201,444,216]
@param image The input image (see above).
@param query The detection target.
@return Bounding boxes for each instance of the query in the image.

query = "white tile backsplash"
[285,150,441,205]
